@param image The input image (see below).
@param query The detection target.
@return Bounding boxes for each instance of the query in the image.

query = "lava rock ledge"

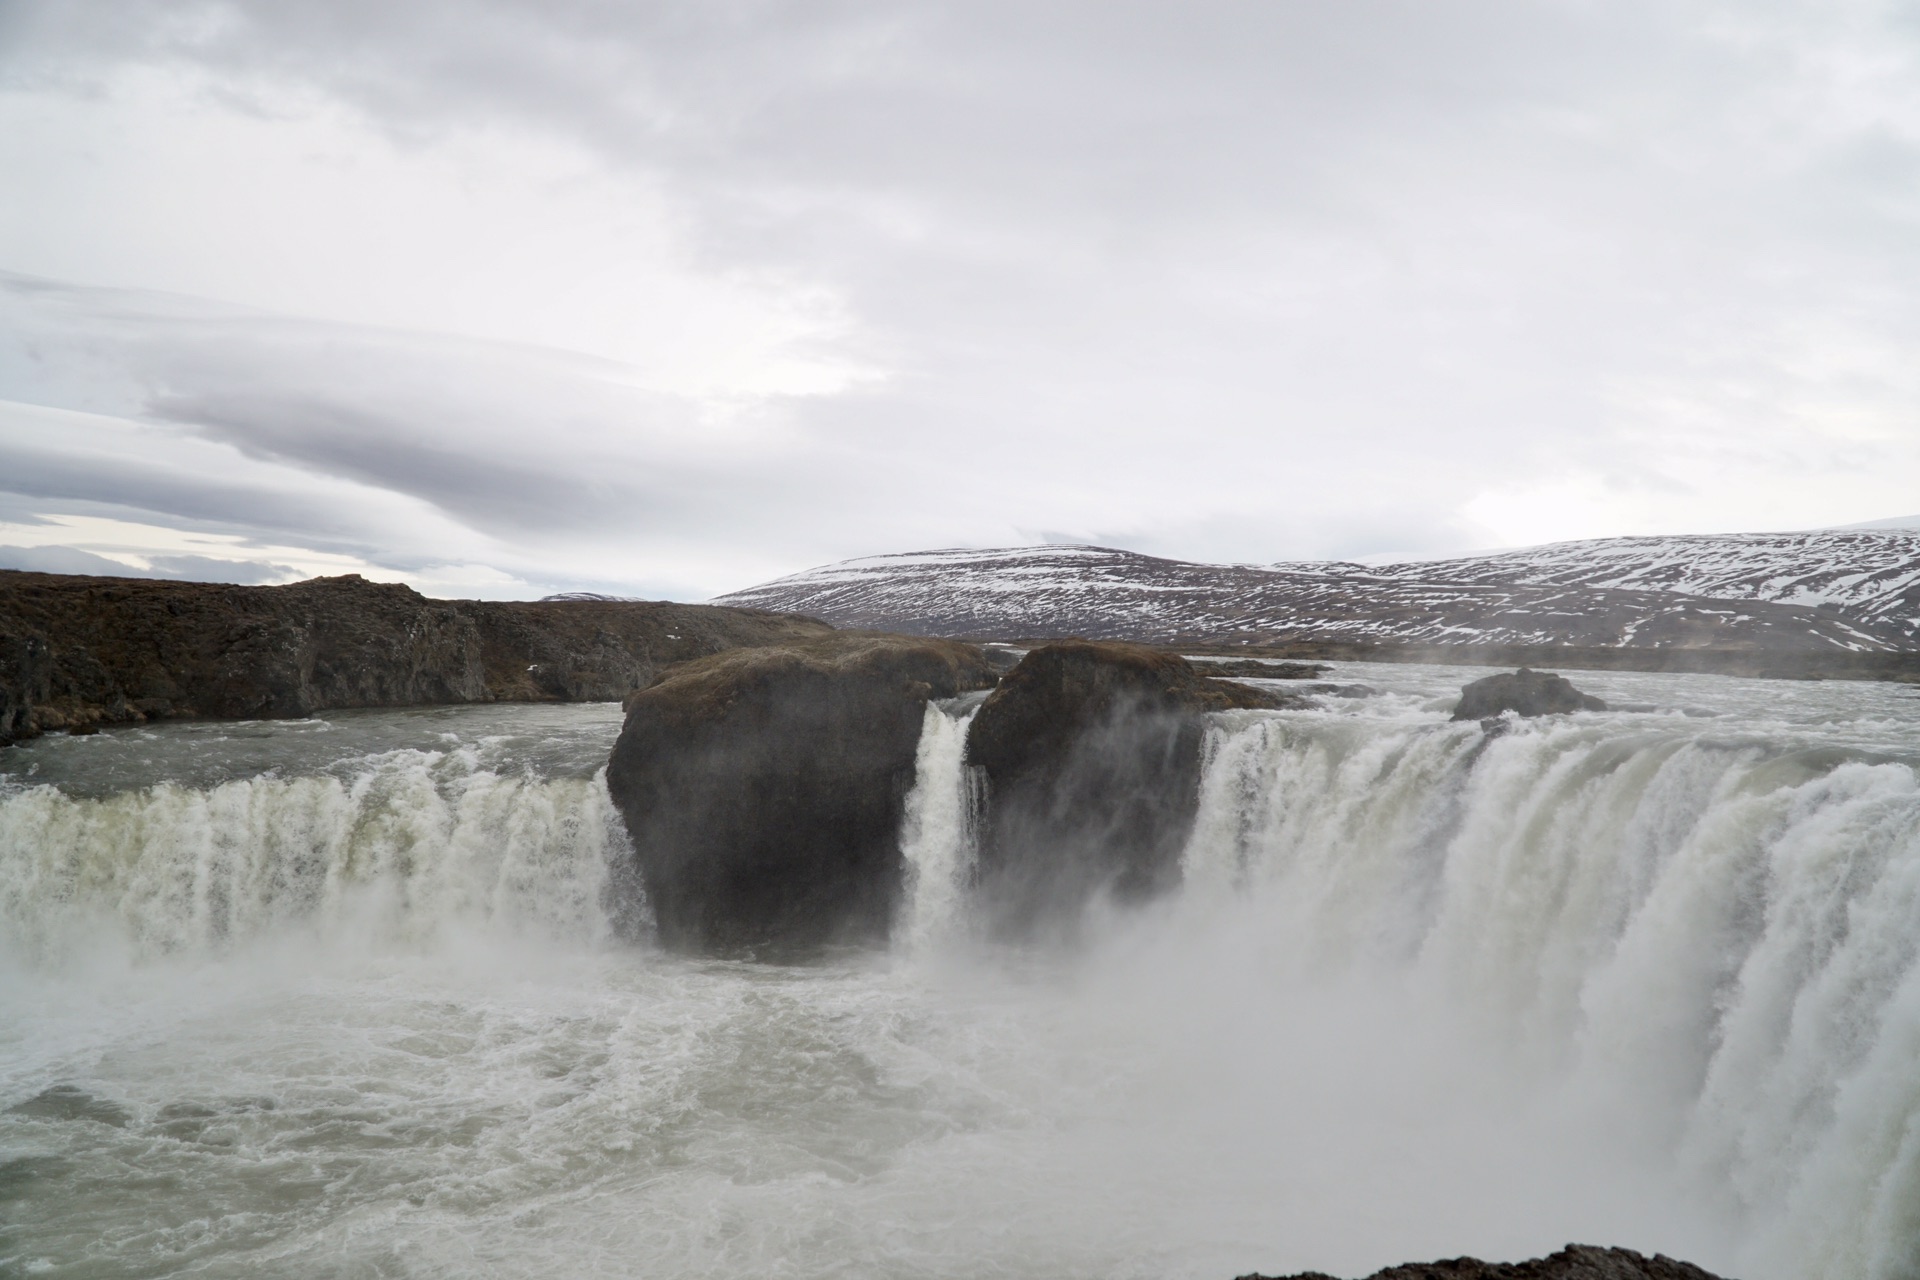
[964,639,1290,935]
[1452,668,1607,722]
[0,569,830,744]
[604,632,998,954]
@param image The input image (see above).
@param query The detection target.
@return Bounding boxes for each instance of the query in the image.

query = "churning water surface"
[2,665,1919,1280]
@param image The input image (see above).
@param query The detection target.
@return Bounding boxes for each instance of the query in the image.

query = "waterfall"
[1182,707,1920,1280]
[0,748,622,966]
[7,690,1919,1278]
[896,697,984,950]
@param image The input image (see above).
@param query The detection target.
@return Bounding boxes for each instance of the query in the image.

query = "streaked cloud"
[2,1,1917,596]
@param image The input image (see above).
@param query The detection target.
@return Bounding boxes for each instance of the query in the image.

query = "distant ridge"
[714,528,1920,656]
[1355,527,1920,641]
[1831,513,1920,531]
[539,591,646,603]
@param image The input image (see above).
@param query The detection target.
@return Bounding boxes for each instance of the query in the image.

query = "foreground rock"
[1452,668,1607,722]
[965,639,1288,934]
[0,570,830,744]
[605,633,998,953]
[1239,1243,1725,1280]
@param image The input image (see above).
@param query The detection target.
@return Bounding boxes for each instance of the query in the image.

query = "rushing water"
[2,667,1918,1279]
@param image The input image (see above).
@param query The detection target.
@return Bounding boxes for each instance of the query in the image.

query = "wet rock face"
[964,639,1284,934]
[605,634,998,954]
[1452,668,1608,722]
[0,626,51,745]
[1238,1242,1725,1280]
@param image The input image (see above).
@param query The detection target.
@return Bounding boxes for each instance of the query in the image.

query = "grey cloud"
[159,384,890,548]
[0,273,981,580]
[146,553,299,584]
[0,544,149,577]
[3,2,1918,591]
[147,391,671,537]
[0,431,386,547]
[0,543,297,585]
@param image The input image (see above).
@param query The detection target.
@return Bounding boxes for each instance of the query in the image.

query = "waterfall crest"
[0,748,621,966]
[1180,708,1920,1280]
[896,698,984,950]
[6,686,1920,1278]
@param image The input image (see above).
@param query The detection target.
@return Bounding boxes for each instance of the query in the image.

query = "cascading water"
[1176,693,1920,1280]
[895,697,984,952]
[1,673,1916,1279]
[0,746,622,967]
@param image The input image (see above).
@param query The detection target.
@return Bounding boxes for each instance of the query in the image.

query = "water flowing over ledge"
[0,744,623,966]
[884,686,1920,1280]
[1167,708,1920,1280]
[2,675,1918,1279]
[896,697,985,954]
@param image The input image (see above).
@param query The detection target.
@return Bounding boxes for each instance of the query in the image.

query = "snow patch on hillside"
[716,532,1920,651]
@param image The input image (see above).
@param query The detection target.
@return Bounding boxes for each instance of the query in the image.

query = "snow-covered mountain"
[713,532,1920,653]
[1361,529,1920,642]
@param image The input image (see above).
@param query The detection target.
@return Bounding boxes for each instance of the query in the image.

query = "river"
[3,664,1917,1279]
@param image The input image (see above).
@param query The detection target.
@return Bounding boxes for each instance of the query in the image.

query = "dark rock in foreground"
[1452,668,1607,722]
[0,569,830,744]
[965,639,1286,934]
[605,633,998,954]
[1239,1242,1726,1280]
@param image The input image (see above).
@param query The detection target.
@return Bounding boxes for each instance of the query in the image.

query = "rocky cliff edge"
[0,570,832,745]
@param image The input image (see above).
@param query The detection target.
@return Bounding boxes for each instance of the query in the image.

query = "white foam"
[895,699,984,952]
[5,688,1920,1279]
[0,750,620,967]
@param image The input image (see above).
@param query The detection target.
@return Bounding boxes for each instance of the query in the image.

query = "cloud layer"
[3,1,1918,596]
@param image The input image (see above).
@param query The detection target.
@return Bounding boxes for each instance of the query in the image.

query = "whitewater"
[2,667,1918,1279]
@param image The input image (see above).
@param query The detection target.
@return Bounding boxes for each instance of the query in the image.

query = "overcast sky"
[2,1,1918,599]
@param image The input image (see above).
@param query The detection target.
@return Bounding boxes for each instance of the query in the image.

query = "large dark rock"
[1452,668,1608,722]
[462,597,829,703]
[1239,1242,1726,1280]
[964,639,1285,934]
[0,569,830,743]
[605,633,998,954]
[0,624,51,746]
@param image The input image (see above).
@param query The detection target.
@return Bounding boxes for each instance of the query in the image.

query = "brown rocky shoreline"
[0,569,830,745]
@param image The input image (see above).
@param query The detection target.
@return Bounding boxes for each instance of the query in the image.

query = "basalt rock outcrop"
[605,633,998,954]
[1192,658,1330,680]
[0,623,51,745]
[965,639,1288,934]
[459,596,829,702]
[0,569,830,744]
[1452,668,1607,722]
[1238,1243,1725,1280]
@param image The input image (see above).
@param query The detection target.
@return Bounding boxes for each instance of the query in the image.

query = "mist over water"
[2,670,1918,1279]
